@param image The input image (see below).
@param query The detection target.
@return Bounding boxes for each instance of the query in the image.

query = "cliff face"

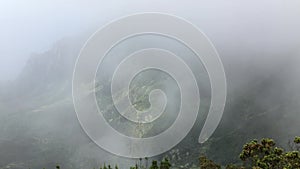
[14,38,82,97]
[206,57,300,164]
[1,31,300,168]
[0,36,96,169]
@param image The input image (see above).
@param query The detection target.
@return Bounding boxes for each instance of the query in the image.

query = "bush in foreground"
[51,136,300,169]
[201,136,300,169]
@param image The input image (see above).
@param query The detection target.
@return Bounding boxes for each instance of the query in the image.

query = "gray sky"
[0,0,299,82]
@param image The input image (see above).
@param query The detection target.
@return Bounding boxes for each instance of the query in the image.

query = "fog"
[1,0,299,82]
[0,0,300,168]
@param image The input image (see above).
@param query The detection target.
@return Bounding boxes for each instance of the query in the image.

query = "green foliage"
[149,160,159,169]
[201,136,300,169]
[41,136,300,169]
[97,158,170,169]
[294,136,300,144]
[159,158,171,169]
[238,137,300,168]
[199,155,221,169]
[225,164,244,169]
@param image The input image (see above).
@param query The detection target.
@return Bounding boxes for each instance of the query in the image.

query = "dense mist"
[0,0,300,168]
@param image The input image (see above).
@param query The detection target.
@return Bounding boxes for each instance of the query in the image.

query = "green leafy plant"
[41,136,300,169]
[201,136,300,169]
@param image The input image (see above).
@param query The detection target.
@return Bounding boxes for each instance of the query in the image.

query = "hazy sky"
[0,0,299,82]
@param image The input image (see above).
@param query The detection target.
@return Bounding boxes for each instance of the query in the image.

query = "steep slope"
[1,33,300,168]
